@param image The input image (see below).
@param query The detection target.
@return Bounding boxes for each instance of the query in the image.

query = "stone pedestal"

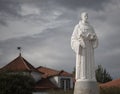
[74,80,99,94]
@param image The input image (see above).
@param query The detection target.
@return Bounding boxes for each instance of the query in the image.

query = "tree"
[0,73,35,94]
[95,65,112,83]
[73,65,112,83]
[72,67,75,77]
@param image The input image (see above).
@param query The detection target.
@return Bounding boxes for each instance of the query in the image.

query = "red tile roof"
[59,70,72,77]
[100,78,120,88]
[37,66,59,78]
[37,66,72,78]
[0,54,37,72]
[35,78,58,90]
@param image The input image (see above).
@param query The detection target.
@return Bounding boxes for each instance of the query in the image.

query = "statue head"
[81,12,88,23]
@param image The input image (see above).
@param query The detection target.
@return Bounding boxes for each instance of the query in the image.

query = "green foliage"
[73,65,112,83]
[47,90,73,94]
[72,67,75,77]
[95,65,112,83]
[0,73,35,94]
[100,87,120,94]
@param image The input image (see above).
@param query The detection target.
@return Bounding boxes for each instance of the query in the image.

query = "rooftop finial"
[17,47,22,56]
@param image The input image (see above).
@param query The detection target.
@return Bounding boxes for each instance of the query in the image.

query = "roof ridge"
[0,55,36,72]
[37,66,60,72]
[20,56,31,71]
[36,66,42,69]
[1,55,20,69]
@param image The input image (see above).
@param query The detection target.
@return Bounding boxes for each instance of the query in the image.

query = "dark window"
[60,78,70,90]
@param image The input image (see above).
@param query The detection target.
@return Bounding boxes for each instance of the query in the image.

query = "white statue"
[71,12,98,81]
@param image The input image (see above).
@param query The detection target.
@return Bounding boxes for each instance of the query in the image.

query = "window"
[60,78,70,90]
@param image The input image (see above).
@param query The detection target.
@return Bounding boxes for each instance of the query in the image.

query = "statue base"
[74,80,99,94]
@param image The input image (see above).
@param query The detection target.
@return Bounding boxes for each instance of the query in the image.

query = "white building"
[37,66,74,90]
[0,54,74,91]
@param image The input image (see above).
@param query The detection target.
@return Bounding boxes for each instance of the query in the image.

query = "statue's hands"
[90,34,96,41]
[80,33,86,39]
[87,33,96,41]
[87,33,91,39]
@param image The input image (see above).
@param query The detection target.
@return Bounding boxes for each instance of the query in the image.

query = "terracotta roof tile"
[35,78,58,90]
[0,54,37,72]
[37,66,72,78]
[100,78,120,88]
[37,66,59,78]
[59,70,72,77]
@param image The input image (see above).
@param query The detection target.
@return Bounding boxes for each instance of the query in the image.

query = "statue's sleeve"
[71,25,81,54]
[93,37,98,48]
[92,31,99,49]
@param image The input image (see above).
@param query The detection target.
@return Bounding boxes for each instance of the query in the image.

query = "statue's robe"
[71,22,98,81]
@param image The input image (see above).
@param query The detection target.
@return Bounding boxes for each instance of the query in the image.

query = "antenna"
[17,47,22,56]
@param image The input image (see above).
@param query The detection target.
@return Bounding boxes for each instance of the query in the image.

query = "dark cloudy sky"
[0,0,120,79]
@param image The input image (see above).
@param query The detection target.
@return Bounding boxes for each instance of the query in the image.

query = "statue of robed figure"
[71,12,98,81]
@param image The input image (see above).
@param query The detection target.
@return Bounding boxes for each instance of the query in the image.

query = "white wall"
[50,76,73,89]
[31,71,42,82]
[50,76,59,87]
[70,77,74,89]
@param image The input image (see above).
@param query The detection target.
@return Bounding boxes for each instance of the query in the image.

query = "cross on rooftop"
[17,47,22,56]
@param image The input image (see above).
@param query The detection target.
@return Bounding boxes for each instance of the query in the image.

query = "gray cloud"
[0,0,22,25]
[0,0,111,26]
[0,0,120,79]
[53,0,110,10]
[0,25,75,72]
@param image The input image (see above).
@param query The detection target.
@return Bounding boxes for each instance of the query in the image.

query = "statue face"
[81,12,88,22]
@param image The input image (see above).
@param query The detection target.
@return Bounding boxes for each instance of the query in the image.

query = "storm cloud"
[0,0,120,79]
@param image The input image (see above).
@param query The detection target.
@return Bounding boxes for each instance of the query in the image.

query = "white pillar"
[64,80,66,91]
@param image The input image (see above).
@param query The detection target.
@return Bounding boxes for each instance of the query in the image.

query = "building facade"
[0,54,74,91]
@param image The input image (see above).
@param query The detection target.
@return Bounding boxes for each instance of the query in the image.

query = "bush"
[0,73,35,94]
[96,65,112,83]
[47,90,73,94]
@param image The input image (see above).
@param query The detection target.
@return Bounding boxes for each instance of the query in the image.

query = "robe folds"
[71,22,98,81]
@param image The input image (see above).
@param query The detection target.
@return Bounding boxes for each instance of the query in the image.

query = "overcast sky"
[0,0,120,79]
